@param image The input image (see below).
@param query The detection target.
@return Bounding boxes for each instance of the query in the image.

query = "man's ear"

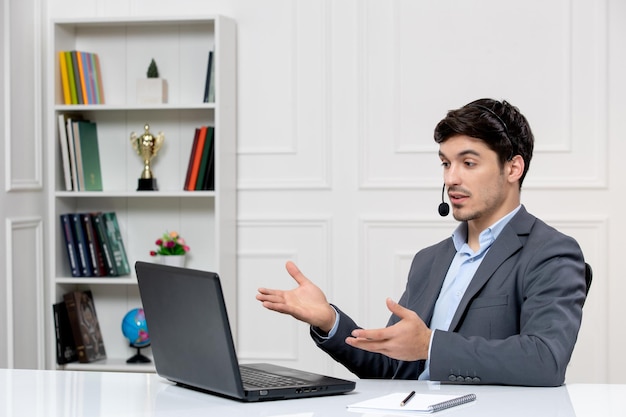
[507,155,524,184]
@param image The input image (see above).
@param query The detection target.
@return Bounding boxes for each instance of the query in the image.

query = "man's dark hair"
[433,98,534,188]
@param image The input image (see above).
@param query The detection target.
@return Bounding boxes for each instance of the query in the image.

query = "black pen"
[400,390,416,407]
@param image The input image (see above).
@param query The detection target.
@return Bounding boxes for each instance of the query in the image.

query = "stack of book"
[53,290,106,364]
[57,114,103,191]
[60,211,131,277]
[58,50,105,105]
[184,126,215,190]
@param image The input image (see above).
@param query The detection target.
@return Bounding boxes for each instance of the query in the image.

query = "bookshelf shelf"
[56,277,138,285]
[47,16,236,373]
[55,191,216,198]
[55,103,216,111]
[62,358,155,373]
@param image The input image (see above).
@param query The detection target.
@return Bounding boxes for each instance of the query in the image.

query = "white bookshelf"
[46,16,237,372]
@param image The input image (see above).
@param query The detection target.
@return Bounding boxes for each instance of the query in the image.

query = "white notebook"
[347,392,476,414]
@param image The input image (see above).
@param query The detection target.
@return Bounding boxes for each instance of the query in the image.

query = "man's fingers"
[351,327,389,341]
[256,292,282,303]
[285,261,310,286]
[386,298,415,320]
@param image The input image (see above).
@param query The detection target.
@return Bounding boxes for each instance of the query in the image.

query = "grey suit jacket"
[312,206,587,386]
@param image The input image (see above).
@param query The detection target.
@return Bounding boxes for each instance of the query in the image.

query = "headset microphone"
[438,184,450,217]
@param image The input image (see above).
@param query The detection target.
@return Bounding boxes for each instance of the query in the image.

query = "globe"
[121,308,150,348]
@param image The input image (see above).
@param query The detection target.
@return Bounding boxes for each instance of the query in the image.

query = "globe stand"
[126,344,151,364]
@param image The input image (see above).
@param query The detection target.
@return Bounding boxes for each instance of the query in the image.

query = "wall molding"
[4,0,43,191]
[4,216,44,368]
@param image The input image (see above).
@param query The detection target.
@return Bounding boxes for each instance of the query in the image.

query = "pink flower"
[150,230,190,256]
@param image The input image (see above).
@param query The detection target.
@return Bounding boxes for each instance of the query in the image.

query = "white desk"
[0,369,623,416]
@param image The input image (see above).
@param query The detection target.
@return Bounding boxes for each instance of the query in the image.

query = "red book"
[187,126,207,190]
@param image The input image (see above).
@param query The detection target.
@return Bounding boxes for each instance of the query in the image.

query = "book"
[70,213,93,276]
[84,52,98,104]
[57,114,73,191]
[91,212,118,276]
[347,392,477,414]
[203,50,213,103]
[207,51,216,102]
[184,128,201,190]
[70,51,84,105]
[65,115,82,191]
[59,214,80,277]
[76,51,89,104]
[102,212,130,276]
[80,212,106,277]
[92,53,105,104]
[76,120,103,191]
[63,290,107,363]
[79,51,93,104]
[64,51,78,104]
[71,120,84,190]
[200,127,215,190]
[187,126,208,190]
[53,301,78,364]
[195,126,213,190]
[58,51,71,105]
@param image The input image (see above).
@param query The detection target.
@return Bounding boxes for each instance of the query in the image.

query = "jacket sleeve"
[310,305,403,378]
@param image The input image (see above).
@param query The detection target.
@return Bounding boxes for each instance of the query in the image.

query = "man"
[256,98,587,387]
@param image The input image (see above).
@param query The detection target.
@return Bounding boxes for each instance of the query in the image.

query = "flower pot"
[158,255,186,268]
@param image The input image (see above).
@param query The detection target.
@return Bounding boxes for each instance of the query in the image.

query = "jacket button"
[456,376,465,382]
[465,376,473,383]
[448,375,457,382]
[472,377,481,383]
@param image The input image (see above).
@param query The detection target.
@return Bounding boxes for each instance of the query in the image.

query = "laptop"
[134,261,356,402]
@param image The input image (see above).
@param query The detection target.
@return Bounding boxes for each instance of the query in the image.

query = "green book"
[91,212,118,276]
[76,120,103,191]
[65,51,78,104]
[102,212,130,276]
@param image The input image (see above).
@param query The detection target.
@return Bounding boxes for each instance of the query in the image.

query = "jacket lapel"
[447,206,534,331]
[414,239,457,326]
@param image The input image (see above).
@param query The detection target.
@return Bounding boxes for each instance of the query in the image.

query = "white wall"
[24,0,625,383]
[0,0,47,369]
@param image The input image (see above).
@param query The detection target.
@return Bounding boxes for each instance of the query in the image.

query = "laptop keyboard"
[240,366,309,388]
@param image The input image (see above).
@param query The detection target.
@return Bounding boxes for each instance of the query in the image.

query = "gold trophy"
[130,124,165,191]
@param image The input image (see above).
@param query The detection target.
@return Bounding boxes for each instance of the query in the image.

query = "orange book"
[75,51,89,104]
[187,126,207,190]
[58,51,71,104]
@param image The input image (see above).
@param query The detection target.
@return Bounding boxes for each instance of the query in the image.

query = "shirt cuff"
[310,305,340,339]
[419,329,436,380]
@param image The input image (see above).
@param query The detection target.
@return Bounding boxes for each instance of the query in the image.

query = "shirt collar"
[452,205,522,253]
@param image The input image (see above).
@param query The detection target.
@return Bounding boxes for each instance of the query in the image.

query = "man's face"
[438,135,513,230]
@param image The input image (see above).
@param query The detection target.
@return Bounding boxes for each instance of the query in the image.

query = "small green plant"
[147,58,159,78]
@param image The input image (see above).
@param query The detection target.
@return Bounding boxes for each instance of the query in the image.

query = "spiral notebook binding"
[428,393,477,412]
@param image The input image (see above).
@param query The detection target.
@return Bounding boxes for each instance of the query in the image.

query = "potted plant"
[137,58,168,104]
[150,231,190,267]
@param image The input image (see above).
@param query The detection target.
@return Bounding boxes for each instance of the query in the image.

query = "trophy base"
[137,178,158,191]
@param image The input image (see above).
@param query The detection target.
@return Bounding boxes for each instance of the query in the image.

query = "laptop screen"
[135,261,245,398]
